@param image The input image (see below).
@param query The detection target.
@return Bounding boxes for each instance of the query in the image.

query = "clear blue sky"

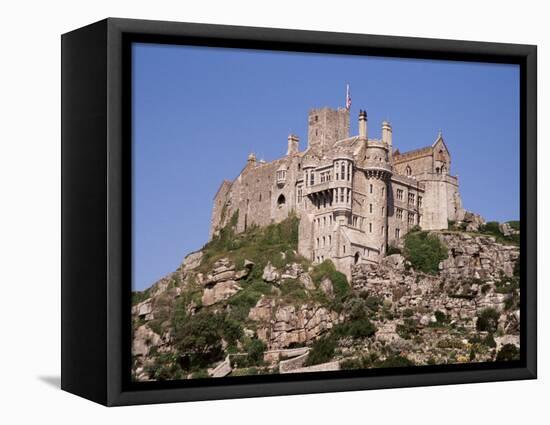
[132,43,519,290]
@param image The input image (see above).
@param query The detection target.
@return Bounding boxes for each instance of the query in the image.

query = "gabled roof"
[341,226,369,248]
[432,132,449,153]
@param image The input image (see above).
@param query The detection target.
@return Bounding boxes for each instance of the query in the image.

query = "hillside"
[131,214,520,381]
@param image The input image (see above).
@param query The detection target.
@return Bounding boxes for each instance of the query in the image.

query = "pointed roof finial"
[438,129,443,138]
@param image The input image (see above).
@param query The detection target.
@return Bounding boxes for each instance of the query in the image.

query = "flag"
[346,83,352,110]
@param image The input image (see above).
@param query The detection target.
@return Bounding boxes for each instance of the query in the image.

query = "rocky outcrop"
[499,222,520,237]
[202,280,242,306]
[132,325,162,357]
[437,232,519,281]
[199,258,253,306]
[262,262,280,283]
[249,299,340,349]
[132,228,520,380]
[182,250,203,271]
[350,231,520,364]
[462,211,486,232]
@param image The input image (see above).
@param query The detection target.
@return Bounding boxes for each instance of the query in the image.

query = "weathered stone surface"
[494,335,520,351]
[262,262,280,283]
[299,273,316,290]
[381,254,406,271]
[209,357,232,378]
[202,280,242,306]
[279,351,310,373]
[248,296,274,322]
[462,211,486,232]
[287,361,340,374]
[132,325,161,357]
[182,250,203,271]
[320,277,334,297]
[499,222,519,237]
[133,299,153,319]
[249,297,340,349]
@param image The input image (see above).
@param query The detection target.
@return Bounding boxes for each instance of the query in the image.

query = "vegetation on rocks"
[404,230,448,274]
[132,214,521,381]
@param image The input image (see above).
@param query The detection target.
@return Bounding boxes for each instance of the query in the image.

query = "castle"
[210,106,465,278]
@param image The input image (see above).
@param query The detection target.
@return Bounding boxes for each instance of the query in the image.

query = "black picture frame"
[61,17,537,406]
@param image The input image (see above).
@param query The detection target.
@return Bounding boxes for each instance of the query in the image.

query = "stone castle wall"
[210,106,465,277]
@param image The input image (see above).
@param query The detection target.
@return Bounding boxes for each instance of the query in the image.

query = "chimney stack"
[358,110,368,139]
[287,134,299,156]
[382,121,392,146]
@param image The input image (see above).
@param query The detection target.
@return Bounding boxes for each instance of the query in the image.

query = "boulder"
[262,262,280,283]
[499,222,519,237]
[320,277,334,297]
[202,280,242,306]
[182,250,203,271]
[132,325,161,357]
[299,273,316,290]
[248,296,274,322]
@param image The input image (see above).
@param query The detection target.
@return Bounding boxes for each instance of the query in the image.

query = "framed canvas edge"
[95,18,537,406]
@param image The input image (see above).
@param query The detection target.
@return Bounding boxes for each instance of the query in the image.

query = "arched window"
[441,165,447,174]
[354,252,360,264]
[436,167,440,174]
[277,194,286,206]
[406,165,412,176]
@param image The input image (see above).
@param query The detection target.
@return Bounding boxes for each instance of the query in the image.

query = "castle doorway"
[277,194,286,206]
[354,252,360,264]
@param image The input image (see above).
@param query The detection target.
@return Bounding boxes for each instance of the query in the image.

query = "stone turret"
[382,121,393,157]
[286,134,299,156]
[358,110,368,139]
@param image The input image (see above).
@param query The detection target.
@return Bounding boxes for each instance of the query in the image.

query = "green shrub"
[245,338,267,366]
[365,296,383,312]
[482,333,497,348]
[172,311,242,371]
[434,310,448,324]
[331,271,351,299]
[476,308,500,333]
[386,245,402,255]
[280,279,308,303]
[479,220,519,245]
[376,355,415,368]
[403,308,414,318]
[305,334,337,366]
[496,344,520,361]
[310,260,336,284]
[132,288,151,305]
[482,221,501,235]
[507,221,520,231]
[396,318,418,339]
[145,353,185,381]
[403,231,448,274]
[334,317,376,339]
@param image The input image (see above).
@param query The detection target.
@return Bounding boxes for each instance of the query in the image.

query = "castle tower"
[382,121,393,159]
[307,107,350,152]
[358,110,368,139]
[286,134,299,156]
[363,140,392,257]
